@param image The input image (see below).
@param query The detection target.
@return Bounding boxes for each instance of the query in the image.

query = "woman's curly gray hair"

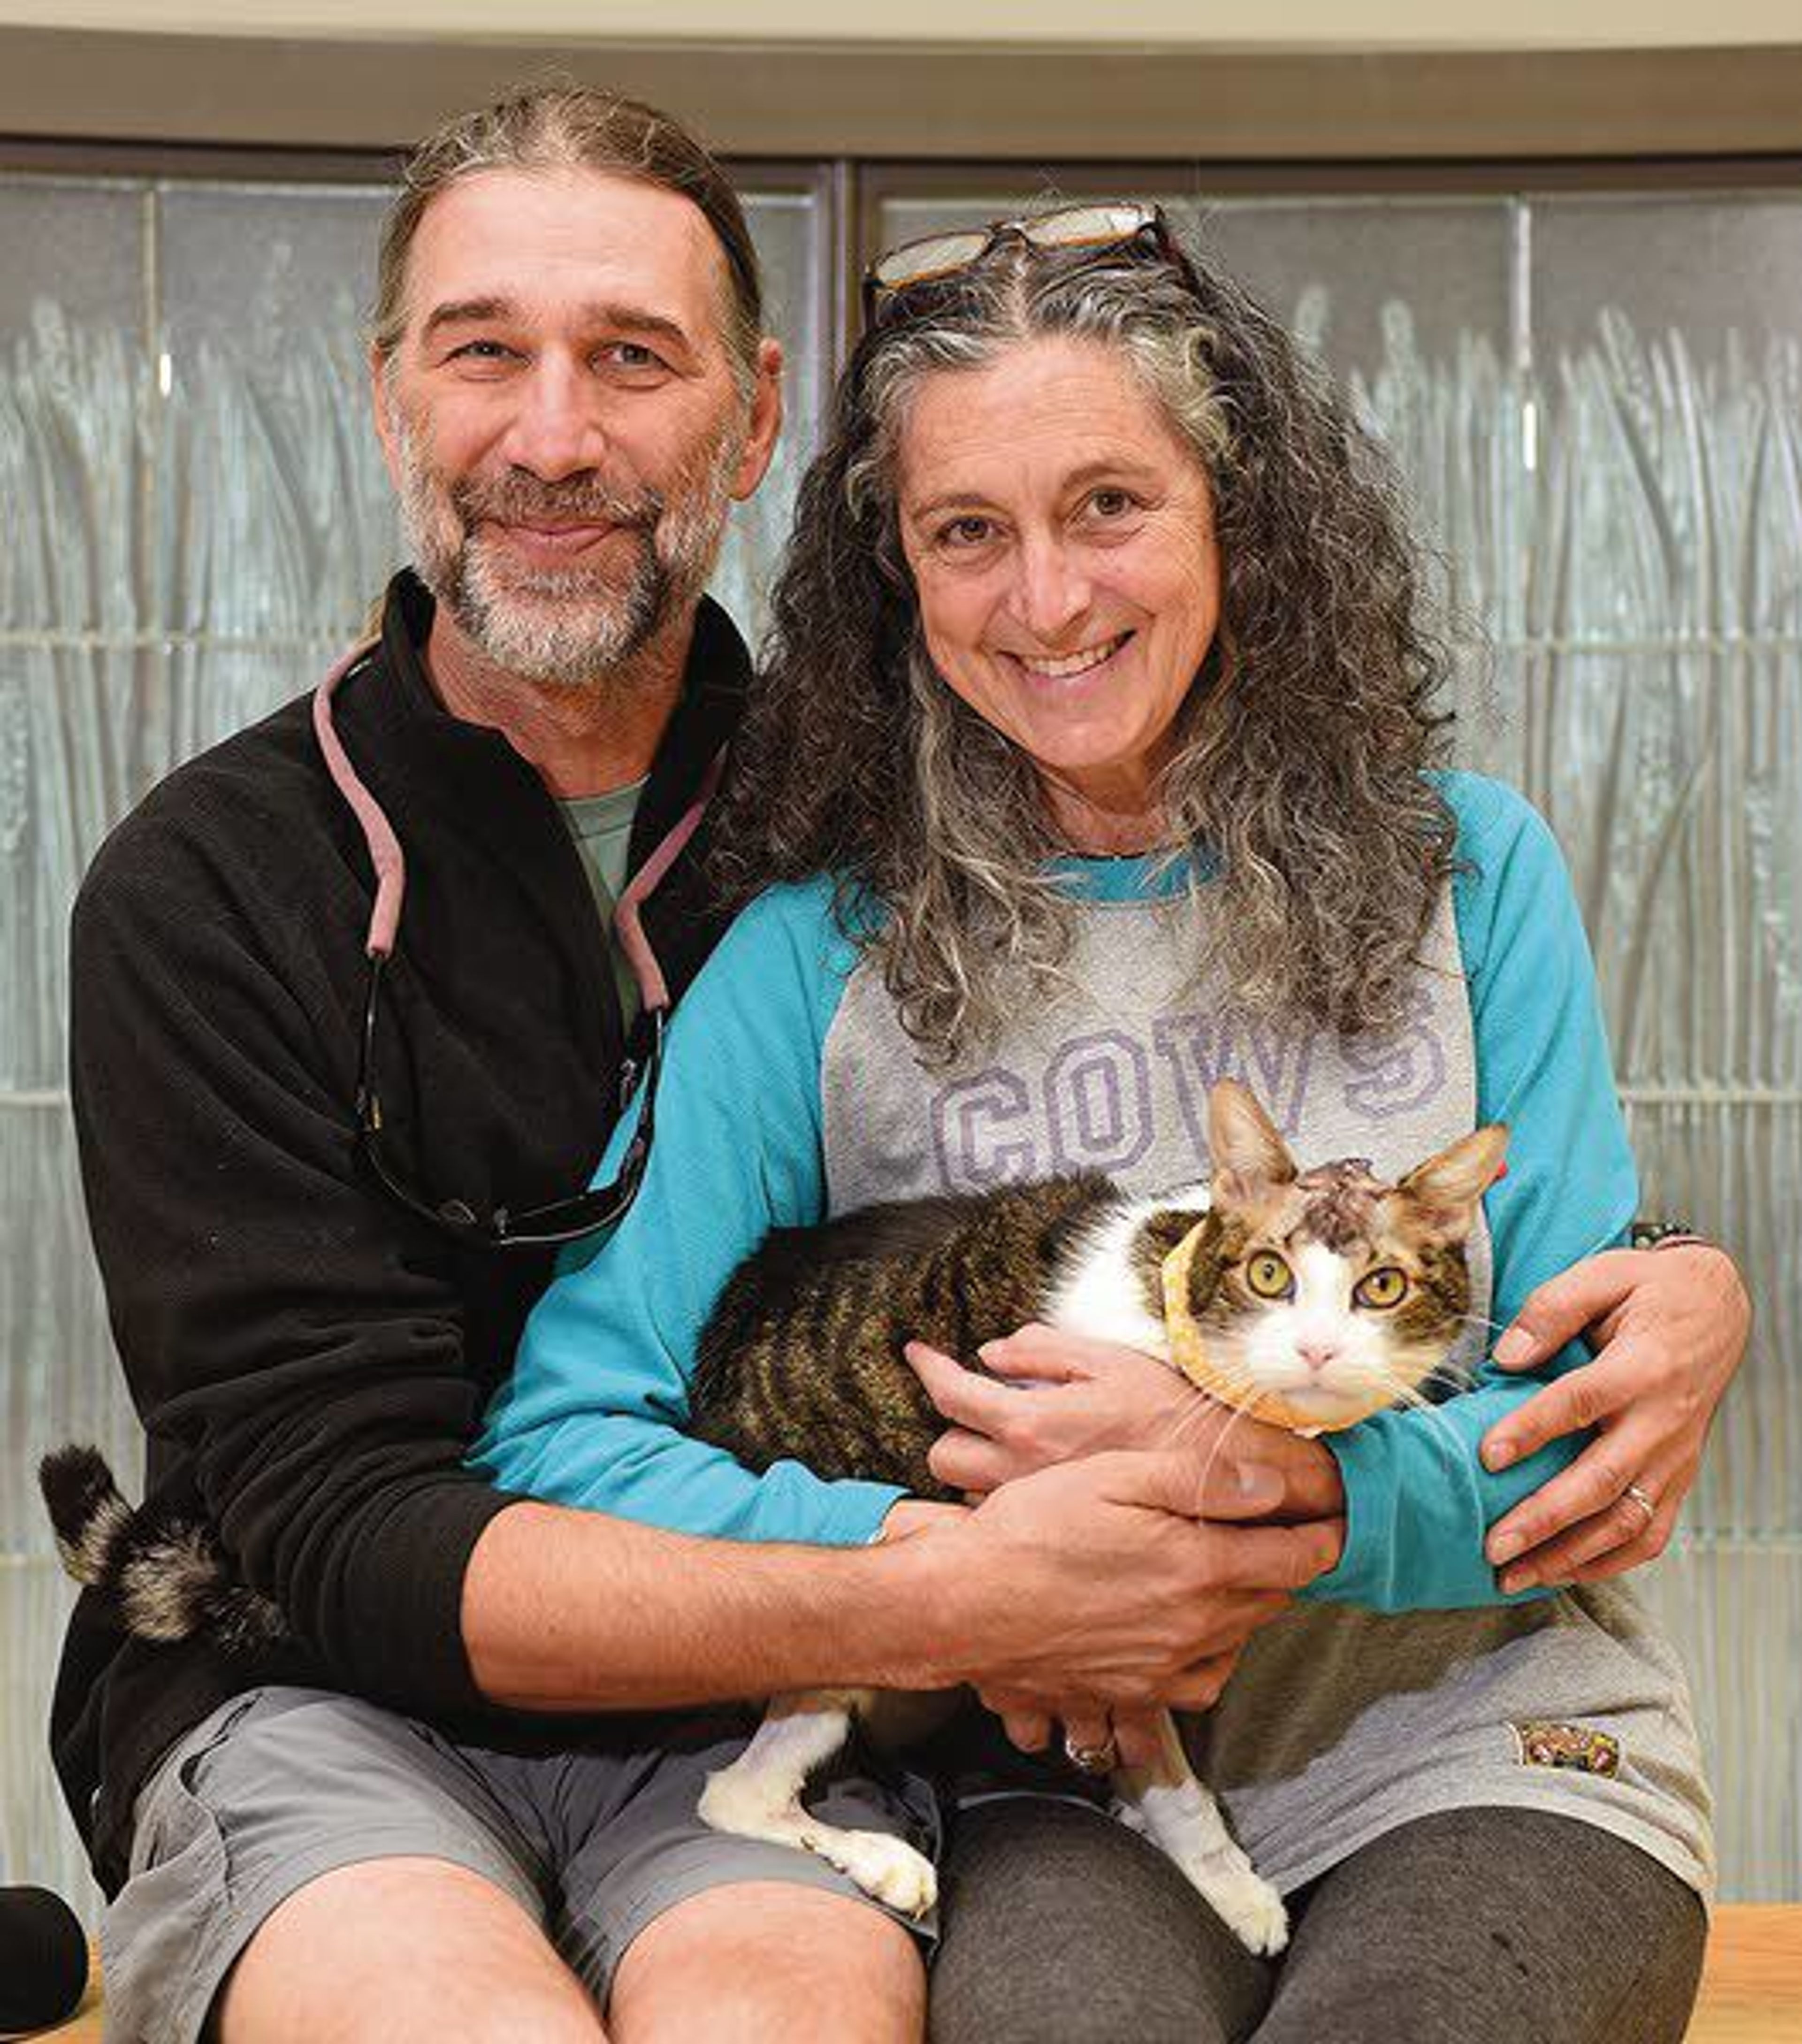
[715,225,1459,1066]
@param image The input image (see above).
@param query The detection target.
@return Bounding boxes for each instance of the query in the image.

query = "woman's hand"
[1480,1243,1750,1592]
[904,1324,1344,1520]
[986,1700,1183,1771]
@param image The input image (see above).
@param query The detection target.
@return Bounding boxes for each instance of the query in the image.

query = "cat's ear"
[1207,1080,1298,1202]
[1395,1123,1509,1238]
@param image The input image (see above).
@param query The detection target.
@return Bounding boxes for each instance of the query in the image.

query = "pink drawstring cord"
[313,645,719,1011]
[313,643,403,959]
[612,748,727,1014]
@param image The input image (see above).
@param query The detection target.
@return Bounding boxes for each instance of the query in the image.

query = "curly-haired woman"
[477,207,1737,2042]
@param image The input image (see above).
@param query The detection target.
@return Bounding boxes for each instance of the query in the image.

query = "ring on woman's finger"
[1622,1481,1657,1527]
[1064,1732,1119,1775]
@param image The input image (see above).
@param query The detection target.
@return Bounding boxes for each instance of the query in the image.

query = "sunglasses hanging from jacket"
[313,639,719,1251]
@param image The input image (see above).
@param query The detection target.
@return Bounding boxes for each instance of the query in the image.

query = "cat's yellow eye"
[1245,1252,1294,1300]
[1355,1266,1409,1309]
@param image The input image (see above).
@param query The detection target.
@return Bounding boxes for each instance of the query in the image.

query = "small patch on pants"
[1511,1720,1622,1776]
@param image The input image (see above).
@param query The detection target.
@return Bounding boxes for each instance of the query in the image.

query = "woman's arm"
[468,882,907,1546]
[1305,774,1640,1609]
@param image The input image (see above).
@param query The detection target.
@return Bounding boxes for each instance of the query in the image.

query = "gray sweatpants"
[931,1798,1707,2044]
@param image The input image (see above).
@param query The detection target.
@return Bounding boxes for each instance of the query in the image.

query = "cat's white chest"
[1042,1188,1211,1362]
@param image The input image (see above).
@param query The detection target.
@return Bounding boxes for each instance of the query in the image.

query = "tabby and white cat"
[685,1079,1506,1951]
[40,1080,1504,1953]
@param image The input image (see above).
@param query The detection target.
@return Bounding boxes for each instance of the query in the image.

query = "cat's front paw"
[1214,1872,1289,1956]
[816,1829,939,1918]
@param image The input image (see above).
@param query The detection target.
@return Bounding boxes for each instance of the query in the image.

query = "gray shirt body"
[821,879,1712,1902]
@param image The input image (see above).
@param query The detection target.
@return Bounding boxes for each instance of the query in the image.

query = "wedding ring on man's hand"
[1064,1732,1119,1775]
[1623,1481,1658,1527]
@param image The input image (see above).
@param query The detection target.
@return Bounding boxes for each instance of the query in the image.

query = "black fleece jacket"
[52,572,749,1893]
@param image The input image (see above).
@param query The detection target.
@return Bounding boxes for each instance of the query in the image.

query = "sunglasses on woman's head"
[862,201,1181,326]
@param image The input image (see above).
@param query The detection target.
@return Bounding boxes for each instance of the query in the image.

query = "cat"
[40,1079,1505,1953]
[682,1078,1505,1951]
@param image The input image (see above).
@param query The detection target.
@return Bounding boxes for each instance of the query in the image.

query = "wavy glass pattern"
[0,1105,124,1914]
[710,190,824,644]
[157,186,402,639]
[5,170,1799,1917]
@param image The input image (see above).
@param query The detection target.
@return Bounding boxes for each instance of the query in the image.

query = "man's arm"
[70,800,515,1718]
[463,1455,1342,1717]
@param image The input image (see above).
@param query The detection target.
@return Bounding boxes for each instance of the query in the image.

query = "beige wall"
[4,8,1798,160]
[1,0,1798,46]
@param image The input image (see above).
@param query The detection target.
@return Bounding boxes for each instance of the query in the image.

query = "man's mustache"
[450,472,666,533]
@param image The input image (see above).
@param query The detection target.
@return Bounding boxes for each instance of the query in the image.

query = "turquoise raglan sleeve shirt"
[475,775,1633,1609]
[1305,772,1638,1611]
[469,881,906,1546]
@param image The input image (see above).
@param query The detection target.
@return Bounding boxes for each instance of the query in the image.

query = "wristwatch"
[1629,1218,1708,1251]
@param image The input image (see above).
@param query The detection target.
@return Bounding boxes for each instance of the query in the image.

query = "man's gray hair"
[371,84,764,395]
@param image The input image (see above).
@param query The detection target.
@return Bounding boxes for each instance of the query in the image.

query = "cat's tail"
[37,1445,290,1653]
[38,1445,135,1588]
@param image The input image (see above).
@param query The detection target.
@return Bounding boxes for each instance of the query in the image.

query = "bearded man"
[54,86,1350,2044]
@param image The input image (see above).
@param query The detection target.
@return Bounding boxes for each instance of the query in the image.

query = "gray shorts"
[99,1686,943,2044]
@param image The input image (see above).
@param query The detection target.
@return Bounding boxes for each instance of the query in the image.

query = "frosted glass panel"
[0,183,150,635]
[0,1106,132,1555]
[1443,642,1526,785]
[1528,297,1802,643]
[1194,201,1515,637]
[1517,648,1802,1088]
[0,1558,93,1916]
[0,648,151,1092]
[1521,201,1801,1904]
[711,190,827,644]
[0,1102,121,1913]
[157,186,402,638]
[0,180,144,335]
[1533,197,1802,379]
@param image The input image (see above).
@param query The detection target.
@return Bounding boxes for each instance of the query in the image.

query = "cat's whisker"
[1448,1219,1644,1351]
[1195,1391,1296,1505]
[1448,1307,1513,1340]
[1386,1381,1473,1466]
[1167,1379,1286,1504]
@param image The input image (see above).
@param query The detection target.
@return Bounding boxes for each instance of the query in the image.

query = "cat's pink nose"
[1296,1341,1339,1373]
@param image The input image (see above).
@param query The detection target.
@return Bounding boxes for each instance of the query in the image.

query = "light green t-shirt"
[560,776,648,1031]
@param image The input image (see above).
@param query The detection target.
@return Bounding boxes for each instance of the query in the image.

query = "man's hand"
[1481,1243,1750,1592]
[893,1444,1343,1714]
[877,1498,966,1542]
[905,1326,1344,1521]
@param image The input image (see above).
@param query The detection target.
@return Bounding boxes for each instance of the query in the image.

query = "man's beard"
[393,410,741,690]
